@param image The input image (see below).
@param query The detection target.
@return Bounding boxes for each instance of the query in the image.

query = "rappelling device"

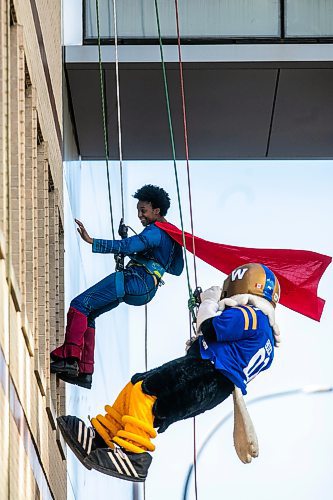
[114,218,128,271]
[187,286,203,332]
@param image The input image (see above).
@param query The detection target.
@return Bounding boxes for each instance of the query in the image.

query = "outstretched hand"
[200,286,222,303]
[75,219,93,244]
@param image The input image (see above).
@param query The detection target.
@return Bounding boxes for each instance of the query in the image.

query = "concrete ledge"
[9,265,22,313]
[66,43,333,63]
[21,310,34,356]
[56,426,67,460]
[46,388,57,430]
[34,350,47,396]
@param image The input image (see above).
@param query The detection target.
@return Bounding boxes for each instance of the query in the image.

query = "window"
[84,0,333,43]
[285,0,333,37]
[84,0,280,41]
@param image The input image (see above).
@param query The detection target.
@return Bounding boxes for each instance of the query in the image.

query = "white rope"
[111,0,125,220]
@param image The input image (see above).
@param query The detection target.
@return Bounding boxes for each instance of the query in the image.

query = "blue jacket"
[92,223,184,276]
[199,305,275,394]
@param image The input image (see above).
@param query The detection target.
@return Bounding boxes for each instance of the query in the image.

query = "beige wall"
[0,0,66,498]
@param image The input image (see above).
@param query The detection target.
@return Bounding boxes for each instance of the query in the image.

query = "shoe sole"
[57,373,92,389]
[57,417,92,470]
[84,456,146,482]
[50,365,79,377]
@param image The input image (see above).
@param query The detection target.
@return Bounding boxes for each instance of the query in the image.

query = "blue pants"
[71,266,158,328]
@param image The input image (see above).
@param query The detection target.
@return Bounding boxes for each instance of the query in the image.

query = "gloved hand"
[200,286,222,303]
[196,286,222,333]
[185,335,201,352]
[118,218,128,239]
[218,297,238,312]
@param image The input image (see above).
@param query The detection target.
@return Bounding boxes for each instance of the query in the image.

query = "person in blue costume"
[56,263,281,482]
[50,185,184,389]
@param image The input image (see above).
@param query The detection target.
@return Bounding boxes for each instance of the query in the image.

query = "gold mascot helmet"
[221,263,280,307]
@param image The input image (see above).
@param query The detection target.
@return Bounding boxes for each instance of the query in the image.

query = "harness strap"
[115,271,125,298]
[129,255,166,281]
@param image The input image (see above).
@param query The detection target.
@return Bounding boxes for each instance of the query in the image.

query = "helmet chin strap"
[218,294,281,347]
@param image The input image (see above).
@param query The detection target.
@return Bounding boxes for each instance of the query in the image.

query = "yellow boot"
[112,381,157,453]
[91,381,134,448]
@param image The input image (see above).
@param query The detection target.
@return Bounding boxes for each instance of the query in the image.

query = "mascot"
[57,262,281,482]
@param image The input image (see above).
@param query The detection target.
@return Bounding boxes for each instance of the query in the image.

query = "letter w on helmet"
[222,263,280,307]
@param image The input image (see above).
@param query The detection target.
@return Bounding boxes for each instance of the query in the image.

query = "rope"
[95,0,115,238]
[144,304,148,371]
[120,236,146,500]
[143,303,148,500]
[174,0,198,290]
[111,0,125,219]
[192,417,199,499]
[153,0,194,309]
[187,308,199,500]
[155,2,200,494]
[175,5,199,496]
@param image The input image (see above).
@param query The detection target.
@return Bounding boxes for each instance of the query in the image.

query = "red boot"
[50,307,88,361]
[80,327,95,374]
[52,324,95,389]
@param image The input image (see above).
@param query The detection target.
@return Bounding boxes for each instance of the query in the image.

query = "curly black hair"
[133,185,171,217]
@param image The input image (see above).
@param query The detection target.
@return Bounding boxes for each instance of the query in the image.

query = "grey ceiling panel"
[67,68,106,159]
[105,66,174,160]
[268,69,333,157]
[65,62,333,159]
[179,68,277,158]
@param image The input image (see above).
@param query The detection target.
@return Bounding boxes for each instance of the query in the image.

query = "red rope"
[193,417,199,500]
[174,0,198,290]
[189,310,199,500]
[175,0,200,491]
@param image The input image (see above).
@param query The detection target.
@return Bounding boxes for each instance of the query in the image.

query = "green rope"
[95,0,115,239]
[154,0,195,315]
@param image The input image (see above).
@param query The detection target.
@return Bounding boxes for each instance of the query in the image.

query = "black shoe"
[57,373,92,390]
[84,446,152,482]
[50,359,79,377]
[57,415,105,469]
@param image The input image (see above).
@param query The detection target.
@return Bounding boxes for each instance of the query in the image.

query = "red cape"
[156,221,331,321]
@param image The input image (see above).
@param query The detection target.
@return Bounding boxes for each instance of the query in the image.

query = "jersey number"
[243,347,270,383]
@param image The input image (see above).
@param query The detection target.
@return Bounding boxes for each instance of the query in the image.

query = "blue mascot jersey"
[199,305,275,394]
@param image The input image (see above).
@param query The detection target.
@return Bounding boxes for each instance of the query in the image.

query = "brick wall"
[0,0,66,498]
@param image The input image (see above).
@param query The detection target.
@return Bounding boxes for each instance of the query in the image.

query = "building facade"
[0,0,66,498]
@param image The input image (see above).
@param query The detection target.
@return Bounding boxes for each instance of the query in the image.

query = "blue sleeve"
[169,244,184,276]
[212,307,257,342]
[92,224,162,255]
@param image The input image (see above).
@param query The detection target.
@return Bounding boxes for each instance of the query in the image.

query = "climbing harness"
[129,255,165,283]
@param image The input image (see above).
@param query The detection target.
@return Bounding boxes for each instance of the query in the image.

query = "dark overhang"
[65,44,333,160]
